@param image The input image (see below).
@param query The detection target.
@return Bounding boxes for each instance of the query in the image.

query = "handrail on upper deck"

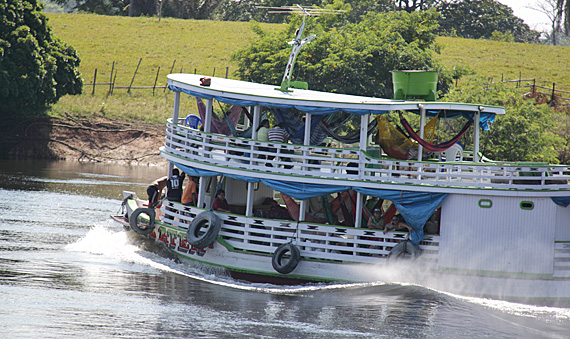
[164,120,570,191]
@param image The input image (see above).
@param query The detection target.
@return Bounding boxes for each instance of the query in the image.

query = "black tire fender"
[388,240,422,260]
[129,207,156,235]
[272,243,301,274]
[186,211,221,249]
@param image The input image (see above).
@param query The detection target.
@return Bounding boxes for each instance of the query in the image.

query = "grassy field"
[436,37,570,90]
[46,13,280,122]
[45,13,570,123]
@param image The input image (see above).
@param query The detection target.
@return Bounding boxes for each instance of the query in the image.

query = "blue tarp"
[174,162,446,244]
[174,162,350,200]
[353,188,447,244]
[168,85,496,130]
[552,197,570,207]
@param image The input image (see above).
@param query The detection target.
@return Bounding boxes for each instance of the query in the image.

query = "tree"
[162,0,225,19]
[214,0,395,23]
[233,5,453,99]
[559,0,570,34]
[51,0,129,15]
[531,0,564,45]
[0,0,82,115]
[442,78,564,163]
[395,0,439,13]
[435,0,539,43]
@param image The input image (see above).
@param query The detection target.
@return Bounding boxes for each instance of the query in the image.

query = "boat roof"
[167,73,506,116]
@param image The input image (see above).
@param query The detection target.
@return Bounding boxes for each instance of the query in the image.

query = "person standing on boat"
[268,122,293,168]
[213,189,231,213]
[181,176,199,206]
[147,176,168,208]
[166,168,185,203]
[367,208,385,230]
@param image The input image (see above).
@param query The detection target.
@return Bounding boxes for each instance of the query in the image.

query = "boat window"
[478,199,492,208]
[520,201,534,210]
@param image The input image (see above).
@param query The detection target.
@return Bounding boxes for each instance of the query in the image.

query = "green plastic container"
[391,70,438,101]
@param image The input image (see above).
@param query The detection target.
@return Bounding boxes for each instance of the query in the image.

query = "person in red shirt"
[213,190,231,213]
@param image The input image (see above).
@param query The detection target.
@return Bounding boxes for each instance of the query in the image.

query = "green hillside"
[436,37,570,90]
[45,13,570,122]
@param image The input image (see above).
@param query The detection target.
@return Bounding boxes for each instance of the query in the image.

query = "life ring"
[272,243,300,274]
[388,240,422,260]
[186,211,221,249]
[129,207,156,235]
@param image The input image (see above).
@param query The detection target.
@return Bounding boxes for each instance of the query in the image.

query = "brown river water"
[1,159,570,338]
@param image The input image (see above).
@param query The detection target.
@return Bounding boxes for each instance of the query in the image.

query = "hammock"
[196,97,242,136]
[281,193,327,223]
[400,114,473,152]
[377,114,438,160]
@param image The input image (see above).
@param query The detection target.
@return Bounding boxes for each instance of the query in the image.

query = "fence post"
[532,79,536,94]
[153,66,160,96]
[111,69,117,96]
[108,61,115,95]
[552,83,556,102]
[164,59,176,92]
[518,71,521,88]
[128,58,142,94]
[91,69,97,95]
[213,67,216,77]
[226,67,229,79]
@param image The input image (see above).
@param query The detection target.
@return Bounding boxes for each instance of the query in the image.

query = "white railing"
[160,203,440,265]
[164,120,570,191]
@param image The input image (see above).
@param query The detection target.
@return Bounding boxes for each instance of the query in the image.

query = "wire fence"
[499,72,570,102]
[82,59,231,95]
[82,60,570,104]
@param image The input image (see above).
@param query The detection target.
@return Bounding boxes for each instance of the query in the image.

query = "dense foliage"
[435,0,539,43]
[442,79,565,163]
[233,7,453,99]
[0,0,82,115]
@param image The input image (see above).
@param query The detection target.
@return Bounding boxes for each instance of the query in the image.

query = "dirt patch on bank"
[3,114,167,166]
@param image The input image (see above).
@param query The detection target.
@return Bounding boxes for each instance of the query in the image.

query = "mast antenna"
[258,5,345,92]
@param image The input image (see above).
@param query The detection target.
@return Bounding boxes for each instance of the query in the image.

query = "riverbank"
[1,113,167,166]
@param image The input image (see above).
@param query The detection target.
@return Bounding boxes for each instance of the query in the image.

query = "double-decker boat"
[112,70,570,301]
[112,9,570,301]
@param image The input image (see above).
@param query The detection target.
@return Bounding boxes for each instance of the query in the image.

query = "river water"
[1,159,570,338]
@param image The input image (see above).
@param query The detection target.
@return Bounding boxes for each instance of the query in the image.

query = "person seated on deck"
[367,208,385,230]
[181,176,199,206]
[383,214,414,234]
[213,189,231,213]
[166,168,185,203]
[267,199,291,220]
[424,208,440,234]
[147,176,168,208]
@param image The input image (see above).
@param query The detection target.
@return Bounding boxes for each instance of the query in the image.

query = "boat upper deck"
[162,121,570,197]
[164,74,570,197]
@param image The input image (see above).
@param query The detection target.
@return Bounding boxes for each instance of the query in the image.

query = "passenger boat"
[112,15,570,302]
